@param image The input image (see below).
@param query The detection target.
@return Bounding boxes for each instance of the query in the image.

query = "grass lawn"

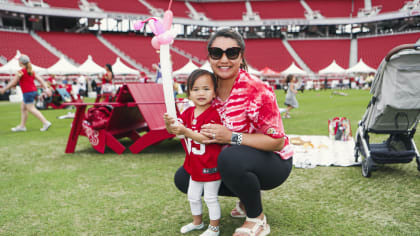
[0,89,419,235]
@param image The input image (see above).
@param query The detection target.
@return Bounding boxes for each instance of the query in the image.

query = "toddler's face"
[189,75,216,108]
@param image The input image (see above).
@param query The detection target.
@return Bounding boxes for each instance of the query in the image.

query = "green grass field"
[0,89,419,235]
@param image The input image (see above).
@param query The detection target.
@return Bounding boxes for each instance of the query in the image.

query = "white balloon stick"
[160,44,177,119]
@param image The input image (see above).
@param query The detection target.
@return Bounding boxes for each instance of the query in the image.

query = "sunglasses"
[208,47,242,60]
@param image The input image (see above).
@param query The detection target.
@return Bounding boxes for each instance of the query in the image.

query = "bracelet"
[230,132,243,145]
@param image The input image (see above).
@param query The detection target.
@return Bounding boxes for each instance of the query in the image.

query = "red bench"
[65,83,175,154]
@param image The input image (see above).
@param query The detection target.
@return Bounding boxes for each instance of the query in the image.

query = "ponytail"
[26,63,33,76]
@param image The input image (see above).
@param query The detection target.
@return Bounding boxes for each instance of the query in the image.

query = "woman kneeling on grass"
[0,55,52,132]
[165,69,223,236]
[173,28,293,236]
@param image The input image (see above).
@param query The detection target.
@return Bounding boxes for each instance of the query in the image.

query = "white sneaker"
[40,121,52,132]
[180,222,204,234]
[11,126,26,132]
[200,226,220,236]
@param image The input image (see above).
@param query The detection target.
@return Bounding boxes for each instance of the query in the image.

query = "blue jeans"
[23,91,38,104]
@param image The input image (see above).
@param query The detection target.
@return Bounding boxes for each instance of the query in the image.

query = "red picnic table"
[65,83,175,154]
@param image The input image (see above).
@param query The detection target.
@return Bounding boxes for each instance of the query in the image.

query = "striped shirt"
[212,69,293,160]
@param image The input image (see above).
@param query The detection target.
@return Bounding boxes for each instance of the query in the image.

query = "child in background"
[164,69,222,236]
[284,74,299,118]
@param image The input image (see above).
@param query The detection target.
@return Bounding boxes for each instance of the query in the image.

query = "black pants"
[174,145,293,218]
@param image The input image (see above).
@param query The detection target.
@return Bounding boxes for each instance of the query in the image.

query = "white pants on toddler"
[187,177,221,220]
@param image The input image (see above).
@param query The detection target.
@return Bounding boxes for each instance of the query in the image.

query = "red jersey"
[179,106,223,182]
[19,68,37,93]
[102,73,112,84]
[212,69,293,160]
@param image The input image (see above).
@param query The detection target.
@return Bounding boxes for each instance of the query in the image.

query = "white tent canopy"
[318,60,346,75]
[200,61,213,72]
[47,56,79,75]
[0,50,48,75]
[112,57,139,75]
[346,59,376,74]
[280,62,307,75]
[78,55,105,75]
[173,60,199,76]
[247,65,262,76]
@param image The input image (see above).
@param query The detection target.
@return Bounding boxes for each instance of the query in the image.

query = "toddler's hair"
[286,74,295,84]
[186,69,217,97]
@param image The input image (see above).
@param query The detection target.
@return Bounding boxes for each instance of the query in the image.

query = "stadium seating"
[37,32,121,66]
[250,0,305,19]
[90,0,149,14]
[42,0,80,9]
[371,0,406,13]
[0,31,58,67]
[289,39,350,72]
[172,40,208,61]
[358,32,420,69]
[148,0,190,18]
[245,39,295,71]
[102,34,189,71]
[305,0,353,18]
[189,1,246,20]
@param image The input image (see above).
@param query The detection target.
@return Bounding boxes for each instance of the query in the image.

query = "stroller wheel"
[362,155,372,177]
[354,147,359,162]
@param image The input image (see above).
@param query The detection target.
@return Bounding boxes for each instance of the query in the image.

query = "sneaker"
[200,225,220,236]
[180,222,204,234]
[11,126,26,132]
[40,121,52,132]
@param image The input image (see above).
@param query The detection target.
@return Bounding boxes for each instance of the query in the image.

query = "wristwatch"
[230,132,243,145]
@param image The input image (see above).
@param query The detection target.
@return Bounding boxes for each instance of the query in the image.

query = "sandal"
[234,215,270,236]
[230,201,246,218]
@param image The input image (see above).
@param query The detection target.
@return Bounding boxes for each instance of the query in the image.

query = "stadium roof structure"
[0,1,416,28]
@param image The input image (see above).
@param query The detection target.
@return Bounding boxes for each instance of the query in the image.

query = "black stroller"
[354,44,420,177]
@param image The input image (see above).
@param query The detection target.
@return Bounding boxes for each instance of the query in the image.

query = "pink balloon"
[134,21,144,31]
[148,20,158,35]
[157,32,174,45]
[163,10,173,31]
[151,36,161,49]
[153,20,165,35]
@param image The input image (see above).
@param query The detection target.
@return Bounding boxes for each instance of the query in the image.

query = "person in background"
[284,74,299,119]
[165,69,223,236]
[0,55,52,132]
[153,63,162,83]
[99,64,114,101]
[173,28,293,236]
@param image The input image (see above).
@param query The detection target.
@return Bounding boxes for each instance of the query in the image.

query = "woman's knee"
[174,167,189,194]
[218,147,246,178]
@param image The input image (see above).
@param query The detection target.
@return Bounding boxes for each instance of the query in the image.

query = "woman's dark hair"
[286,74,294,84]
[186,69,217,97]
[106,64,114,78]
[207,28,248,71]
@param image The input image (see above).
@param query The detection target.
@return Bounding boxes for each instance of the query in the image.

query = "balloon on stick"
[134,0,177,119]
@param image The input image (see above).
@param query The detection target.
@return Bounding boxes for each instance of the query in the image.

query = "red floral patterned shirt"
[212,69,293,160]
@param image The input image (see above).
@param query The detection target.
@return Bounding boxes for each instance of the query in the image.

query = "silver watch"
[230,132,243,145]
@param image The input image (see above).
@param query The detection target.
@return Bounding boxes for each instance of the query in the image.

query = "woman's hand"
[200,123,231,144]
[0,88,5,95]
